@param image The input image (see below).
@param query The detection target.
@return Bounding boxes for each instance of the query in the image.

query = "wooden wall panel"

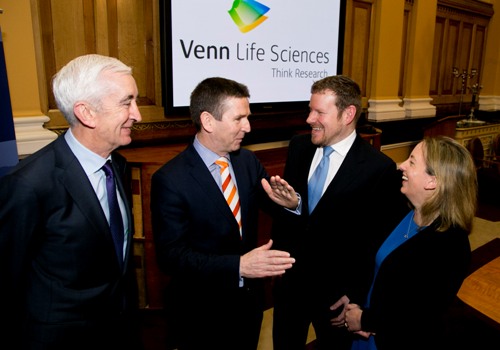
[458,23,473,78]
[447,20,460,95]
[472,26,486,82]
[94,0,111,55]
[117,0,148,101]
[430,1,492,113]
[50,1,88,67]
[430,18,445,95]
[343,0,374,107]
[36,0,161,115]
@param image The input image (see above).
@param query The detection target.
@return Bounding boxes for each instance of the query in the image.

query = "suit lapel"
[322,136,366,199]
[185,145,240,232]
[304,135,368,213]
[64,161,110,232]
[54,137,122,267]
[300,143,318,190]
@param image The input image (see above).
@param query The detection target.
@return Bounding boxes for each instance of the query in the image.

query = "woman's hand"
[344,303,363,332]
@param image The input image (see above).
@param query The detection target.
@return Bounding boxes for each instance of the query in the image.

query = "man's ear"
[200,111,214,133]
[343,105,356,125]
[73,102,96,128]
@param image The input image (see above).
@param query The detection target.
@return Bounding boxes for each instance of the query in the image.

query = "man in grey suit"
[0,54,143,349]
[271,75,408,350]
[151,77,297,350]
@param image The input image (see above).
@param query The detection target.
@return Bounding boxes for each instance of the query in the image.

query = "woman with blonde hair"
[344,136,477,350]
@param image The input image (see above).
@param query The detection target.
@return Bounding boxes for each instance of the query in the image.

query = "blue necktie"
[308,146,334,213]
[102,161,124,267]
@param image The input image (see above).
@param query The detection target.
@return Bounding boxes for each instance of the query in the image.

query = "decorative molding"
[367,99,406,121]
[437,0,493,20]
[403,97,436,118]
[478,95,500,112]
[132,119,193,131]
[48,117,195,138]
[381,140,419,151]
[14,115,57,156]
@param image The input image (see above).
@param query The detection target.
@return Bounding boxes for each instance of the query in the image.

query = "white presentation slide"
[166,0,343,111]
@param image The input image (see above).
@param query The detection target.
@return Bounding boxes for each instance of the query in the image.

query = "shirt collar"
[64,128,109,176]
[193,135,227,168]
[328,129,356,157]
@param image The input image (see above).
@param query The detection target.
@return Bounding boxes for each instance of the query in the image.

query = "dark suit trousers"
[272,278,352,350]
[22,314,143,350]
[166,285,264,350]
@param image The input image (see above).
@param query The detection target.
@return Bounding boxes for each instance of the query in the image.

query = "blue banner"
[0,27,18,177]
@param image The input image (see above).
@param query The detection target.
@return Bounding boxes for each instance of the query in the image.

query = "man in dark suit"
[271,75,407,350]
[151,77,297,350]
[0,54,143,349]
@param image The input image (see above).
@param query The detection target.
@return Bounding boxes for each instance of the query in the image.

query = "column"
[367,0,406,121]
[403,0,437,118]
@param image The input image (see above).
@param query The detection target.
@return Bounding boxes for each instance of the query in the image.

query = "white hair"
[52,54,132,125]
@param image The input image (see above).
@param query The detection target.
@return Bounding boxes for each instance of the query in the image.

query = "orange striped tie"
[215,157,242,235]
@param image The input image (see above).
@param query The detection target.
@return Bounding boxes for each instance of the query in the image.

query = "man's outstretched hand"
[240,239,295,278]
[262,176,298,209]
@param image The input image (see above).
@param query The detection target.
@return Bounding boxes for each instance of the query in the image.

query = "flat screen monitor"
[161,0,346,115]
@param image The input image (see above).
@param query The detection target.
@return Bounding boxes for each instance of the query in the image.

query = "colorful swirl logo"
[228,0,270,33]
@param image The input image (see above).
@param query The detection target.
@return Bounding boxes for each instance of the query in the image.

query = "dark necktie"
[102,160,124,266]
[308,146,334,213]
